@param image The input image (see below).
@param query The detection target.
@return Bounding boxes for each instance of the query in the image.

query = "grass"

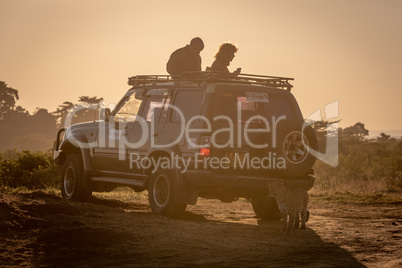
[2,185,401,206]
[0,185,148,203]
[310,191,402,205]
[0,186,61,196]
[1,140,401,205]
[93,187,149,202]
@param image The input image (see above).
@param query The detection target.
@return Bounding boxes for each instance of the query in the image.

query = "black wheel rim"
[283,131,309,164]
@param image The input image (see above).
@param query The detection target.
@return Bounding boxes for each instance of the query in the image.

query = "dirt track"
[1,191,401,267]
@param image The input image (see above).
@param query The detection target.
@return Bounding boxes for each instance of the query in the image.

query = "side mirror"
[100,108,111,121]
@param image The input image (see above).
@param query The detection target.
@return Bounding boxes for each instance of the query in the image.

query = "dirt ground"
[0,190,401,267]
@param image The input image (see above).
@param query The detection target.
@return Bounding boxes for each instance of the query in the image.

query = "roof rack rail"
[128,71,294,91]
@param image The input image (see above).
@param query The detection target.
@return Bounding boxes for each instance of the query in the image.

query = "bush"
[313,138,402,194]
[0,150,60,189]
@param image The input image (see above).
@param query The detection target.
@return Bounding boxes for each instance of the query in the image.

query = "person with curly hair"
[209,42,241,74]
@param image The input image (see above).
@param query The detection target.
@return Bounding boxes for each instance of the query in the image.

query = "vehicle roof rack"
[128,71,294,91]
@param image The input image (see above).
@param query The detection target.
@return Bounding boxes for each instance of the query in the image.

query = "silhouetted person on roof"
[209,42,241,74]
[166,37,204,75]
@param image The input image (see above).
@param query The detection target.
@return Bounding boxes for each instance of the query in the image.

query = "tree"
[29,108,58,136]
[0,84,105,152]
[53,101,74,128]
[378,132,391,141]
[0,81,60,152]
[309,119,341,137]
[78,96,104,104]
[0,81,19,119]
[72,96,103,124]
[52,96,104,128]
[308,119,341,153]
[340,122,369,141]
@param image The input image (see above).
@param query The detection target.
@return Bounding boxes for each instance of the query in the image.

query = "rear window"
[218,90,295,122]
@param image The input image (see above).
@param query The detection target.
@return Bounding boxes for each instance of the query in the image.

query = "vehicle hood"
[64,121,104,147]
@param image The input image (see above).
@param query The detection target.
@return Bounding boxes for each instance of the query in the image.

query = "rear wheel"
[250,194,281,220]
[148,169,187,217]
[61,154,92,201]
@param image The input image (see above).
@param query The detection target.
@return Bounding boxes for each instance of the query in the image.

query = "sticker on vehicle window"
[246,92,269,103]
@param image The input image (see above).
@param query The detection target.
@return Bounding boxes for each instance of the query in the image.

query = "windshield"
[113,90,144,122]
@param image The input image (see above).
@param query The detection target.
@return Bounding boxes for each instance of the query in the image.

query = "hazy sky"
[1,0,401,132]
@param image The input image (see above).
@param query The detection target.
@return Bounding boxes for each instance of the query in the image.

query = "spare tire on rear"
[274,119,318,177]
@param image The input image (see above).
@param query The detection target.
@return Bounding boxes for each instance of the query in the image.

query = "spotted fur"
[268,181,309,235]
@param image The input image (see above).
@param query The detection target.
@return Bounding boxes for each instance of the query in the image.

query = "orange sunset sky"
[1,0,401,134]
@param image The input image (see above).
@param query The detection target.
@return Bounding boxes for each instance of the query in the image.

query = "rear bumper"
[182,170,316,191]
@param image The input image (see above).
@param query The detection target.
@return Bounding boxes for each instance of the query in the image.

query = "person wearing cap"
[166,37,204,75]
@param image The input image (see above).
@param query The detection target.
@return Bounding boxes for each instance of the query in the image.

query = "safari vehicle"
[54,72,317,219]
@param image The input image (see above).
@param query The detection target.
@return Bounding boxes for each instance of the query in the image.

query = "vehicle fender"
[60,134,93,173]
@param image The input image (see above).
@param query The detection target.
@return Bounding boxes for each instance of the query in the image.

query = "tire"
[250,194,281,220]
[61,154,92,201]
[275,119,318,177]
[148,169,187,217]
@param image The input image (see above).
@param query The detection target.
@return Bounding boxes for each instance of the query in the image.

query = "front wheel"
[148,169,187,217]
[250,194,281,220]
[61,154,92,201]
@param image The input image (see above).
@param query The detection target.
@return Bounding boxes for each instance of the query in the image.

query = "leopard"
[267,181,309,235]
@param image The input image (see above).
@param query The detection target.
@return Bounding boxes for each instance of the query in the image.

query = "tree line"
[0,81,103,152]
[0,81,398,153]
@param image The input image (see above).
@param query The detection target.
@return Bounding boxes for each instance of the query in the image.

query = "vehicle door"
[126,88,171,173]
[156,88,206,152]
[93,89,145,176]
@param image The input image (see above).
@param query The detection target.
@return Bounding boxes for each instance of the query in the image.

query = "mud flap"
[174,168,198,205]
[284,174,316,191]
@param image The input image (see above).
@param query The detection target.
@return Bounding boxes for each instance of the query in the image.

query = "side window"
[171,90,204,123]
[141,89,171,123]
[114,90,144,123]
